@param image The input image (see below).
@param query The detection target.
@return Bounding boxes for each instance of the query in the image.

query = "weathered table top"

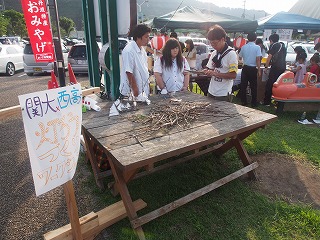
[82,92,277,172]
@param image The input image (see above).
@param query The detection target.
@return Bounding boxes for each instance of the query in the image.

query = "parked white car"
[263,41,316,64]
[193,42,213,70]
[0,44,24,76]
[286,43,317,64]
[23,42,69,76]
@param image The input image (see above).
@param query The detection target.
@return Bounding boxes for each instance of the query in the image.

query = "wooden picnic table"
[82,91,277,239]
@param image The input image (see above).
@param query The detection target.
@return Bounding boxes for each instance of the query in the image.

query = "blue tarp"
[258,12,320,30]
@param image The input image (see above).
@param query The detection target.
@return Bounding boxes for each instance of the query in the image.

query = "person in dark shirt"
[263,33,286,105]
[169,32,185,52]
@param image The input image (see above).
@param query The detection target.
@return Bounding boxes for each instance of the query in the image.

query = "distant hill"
[7,0,268,32]
[4,0,84,30]
[140,0,268,21]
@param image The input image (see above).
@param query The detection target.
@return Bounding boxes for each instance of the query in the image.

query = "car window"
[118,39,128,49]
[24,44,33,54]
[6,47,18,54]
[287,46,295,53]
[305,47,316,54]
[195,45,207,54]
[69,46,86,58]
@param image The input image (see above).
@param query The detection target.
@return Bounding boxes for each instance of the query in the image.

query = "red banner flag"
[21,0,55,62]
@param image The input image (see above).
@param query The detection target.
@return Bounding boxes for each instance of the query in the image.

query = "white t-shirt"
[294,63,307,83]
[206,47,238,97]
[119,41,150,96]
[154,57,190,92]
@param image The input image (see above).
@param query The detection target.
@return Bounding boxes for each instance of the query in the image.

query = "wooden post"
[63,180,83,240]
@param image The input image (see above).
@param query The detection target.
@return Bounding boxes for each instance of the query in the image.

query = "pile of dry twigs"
[132,100,212,131]
[111,100,228,146]
[124,100,222,143]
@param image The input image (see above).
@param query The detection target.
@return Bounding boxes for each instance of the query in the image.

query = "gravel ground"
[0,73,112,240]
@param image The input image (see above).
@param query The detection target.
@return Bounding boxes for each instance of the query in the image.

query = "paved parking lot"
[0,71,109,240]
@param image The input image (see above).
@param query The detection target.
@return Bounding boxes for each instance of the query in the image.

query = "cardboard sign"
[18,84,82,196]
[21,0,55,62]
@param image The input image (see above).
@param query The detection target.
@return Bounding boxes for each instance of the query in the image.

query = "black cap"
[314,42,320,51]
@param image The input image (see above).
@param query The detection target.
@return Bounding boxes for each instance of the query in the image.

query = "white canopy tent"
[289,0,320,20]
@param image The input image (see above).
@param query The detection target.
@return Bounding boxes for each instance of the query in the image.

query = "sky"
[197,0,299,15]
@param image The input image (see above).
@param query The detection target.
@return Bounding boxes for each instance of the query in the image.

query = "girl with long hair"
[154,38,190,93]
[182,39,197,69]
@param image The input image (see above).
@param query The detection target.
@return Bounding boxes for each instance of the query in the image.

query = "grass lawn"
[81,101,320,240]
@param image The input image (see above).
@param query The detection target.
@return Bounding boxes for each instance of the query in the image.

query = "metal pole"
[107,0,120,100]
[98,0,111,95]
[52,0,66,87]
[84,0,101,88]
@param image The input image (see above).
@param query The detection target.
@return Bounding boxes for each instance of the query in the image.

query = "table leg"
[232,138,257,180]
[108,160,146,240]
[107,167,141,197]
[81,126,106,190]
[214,128,258,156]
[212,130,258,180]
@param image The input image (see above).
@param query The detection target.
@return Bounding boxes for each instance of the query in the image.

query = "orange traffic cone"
[68,63,77,85]
[48,71,59,89]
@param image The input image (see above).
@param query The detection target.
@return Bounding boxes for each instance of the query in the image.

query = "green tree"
[59,16,75,37]
[0,14,9,36]
[2,9,27,37]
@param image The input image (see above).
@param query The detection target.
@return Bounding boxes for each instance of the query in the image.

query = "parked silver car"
[23,42,69,76]
[68,43,102,74]
[0,44,24,76]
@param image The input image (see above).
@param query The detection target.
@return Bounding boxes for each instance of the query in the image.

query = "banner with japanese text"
[276,29,293,41]
[18,84,82,196]
[263,29,293,42]
[21,0,55,62]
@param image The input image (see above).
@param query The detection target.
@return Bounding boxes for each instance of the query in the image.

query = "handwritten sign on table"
[18,84,82,196]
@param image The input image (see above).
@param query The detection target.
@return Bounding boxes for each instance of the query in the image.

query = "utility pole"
[137,0,148,23]
[241,0,246,19]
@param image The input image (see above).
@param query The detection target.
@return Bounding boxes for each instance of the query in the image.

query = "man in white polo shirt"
[119,24,151,98]
[203,25,238,102]
[239,32,262,107]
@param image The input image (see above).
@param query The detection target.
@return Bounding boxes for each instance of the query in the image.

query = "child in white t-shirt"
[294,55,307,83]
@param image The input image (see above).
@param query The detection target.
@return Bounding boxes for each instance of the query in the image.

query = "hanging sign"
[276,29,293,41]
[21,0,55,62]
[18,84,82,196]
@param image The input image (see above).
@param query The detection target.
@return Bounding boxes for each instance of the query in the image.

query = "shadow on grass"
[87,151,320,240]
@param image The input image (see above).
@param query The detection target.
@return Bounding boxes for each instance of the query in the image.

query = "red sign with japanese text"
[21,0,55,62]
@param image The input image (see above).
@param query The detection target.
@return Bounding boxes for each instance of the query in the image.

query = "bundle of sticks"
[135,100,212,131]
[111,100,228,146]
